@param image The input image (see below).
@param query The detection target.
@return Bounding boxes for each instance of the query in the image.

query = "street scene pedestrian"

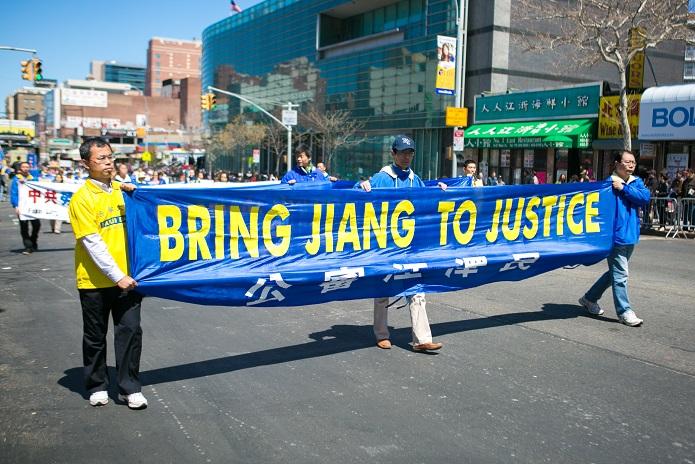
[357,134,445,352]
[68,137,147,409]
[579,150,650,326]
[9,161,41,254]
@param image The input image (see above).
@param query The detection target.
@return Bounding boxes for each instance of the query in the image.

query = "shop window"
[685,62,695,80]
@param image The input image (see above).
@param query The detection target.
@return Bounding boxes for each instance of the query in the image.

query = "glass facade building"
[202,0,458,179]
[104,63,146,92]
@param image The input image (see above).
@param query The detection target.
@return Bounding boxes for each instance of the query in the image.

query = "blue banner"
[124,182,616,307]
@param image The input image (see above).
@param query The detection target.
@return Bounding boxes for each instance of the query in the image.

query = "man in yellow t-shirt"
[68,137,147,410]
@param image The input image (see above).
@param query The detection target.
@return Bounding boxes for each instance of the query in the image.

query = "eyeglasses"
[621,160,636,166]
[91,154,114,164]
[395,150,415,156]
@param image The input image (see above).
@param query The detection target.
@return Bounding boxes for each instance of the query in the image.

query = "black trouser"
[80,288,143,395]
[19,219,40,250]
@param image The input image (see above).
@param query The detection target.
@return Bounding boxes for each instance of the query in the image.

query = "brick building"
[146,37,202,96]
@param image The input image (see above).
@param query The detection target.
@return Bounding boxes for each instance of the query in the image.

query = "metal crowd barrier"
[642,197,688,239]
[681,198,695,236]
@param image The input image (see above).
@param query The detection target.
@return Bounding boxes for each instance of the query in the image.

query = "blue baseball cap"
[392,135,415,151]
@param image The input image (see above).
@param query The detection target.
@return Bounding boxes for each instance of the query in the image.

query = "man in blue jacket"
[10,161,41,255]
[281,144,335,184]
[579,150,650,326]
[358,135,446,351]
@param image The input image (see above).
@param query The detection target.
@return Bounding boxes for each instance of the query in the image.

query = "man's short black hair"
[295,144,311,158]
[79,137,112,161]
[613,149,635,164]
[463,159,477,167]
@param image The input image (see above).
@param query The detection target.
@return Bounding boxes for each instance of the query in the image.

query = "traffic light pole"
[207,86,295,170]
[0,45,37,54]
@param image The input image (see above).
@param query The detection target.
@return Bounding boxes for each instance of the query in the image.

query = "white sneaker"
[579,296,604,316]
[618,310,643,326]
[119,392,148,410]
[89,391,109,406]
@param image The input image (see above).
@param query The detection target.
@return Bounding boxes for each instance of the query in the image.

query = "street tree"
[518,0,690,150]
[301,106,365,171]
[205,117,266,174]
[266,120,289,177]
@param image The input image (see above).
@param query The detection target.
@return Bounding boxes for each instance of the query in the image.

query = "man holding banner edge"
[359,135,447,352]
[68,137,147,409]
[579,150,650,327]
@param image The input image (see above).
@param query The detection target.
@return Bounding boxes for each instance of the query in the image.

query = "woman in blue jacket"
[578,150,650,326]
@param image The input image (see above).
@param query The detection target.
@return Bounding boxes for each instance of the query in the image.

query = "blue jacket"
[609,174,650,246]
[10,173,33,208]
[281,165,329,184]
[363,164,426,189]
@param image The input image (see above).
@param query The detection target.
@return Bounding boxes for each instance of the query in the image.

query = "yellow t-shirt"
[68,180,129,289]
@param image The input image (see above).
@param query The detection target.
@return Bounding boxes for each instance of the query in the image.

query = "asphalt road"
[1,200,694,464]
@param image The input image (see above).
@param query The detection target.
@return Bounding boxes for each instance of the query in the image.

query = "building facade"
[201,0,686,180]
[91,61,147,92]
[146,37,202,96]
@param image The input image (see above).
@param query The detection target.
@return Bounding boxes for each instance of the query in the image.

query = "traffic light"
[20,60,34,81]
[201,93,216,111]
[32,59,43,81]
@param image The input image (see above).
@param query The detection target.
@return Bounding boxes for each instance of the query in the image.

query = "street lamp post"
[452,0,469,177]
[207,86,295,171]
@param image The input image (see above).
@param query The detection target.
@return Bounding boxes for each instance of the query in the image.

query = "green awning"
[464,119,595,149]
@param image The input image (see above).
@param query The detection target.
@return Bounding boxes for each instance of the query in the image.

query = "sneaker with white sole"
[118,392,148,410]
[89,391,109,406]
[578,296,604,316]
[618,310,643,326]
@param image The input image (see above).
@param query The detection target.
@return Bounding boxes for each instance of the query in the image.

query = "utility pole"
[452,0,469,177]
[207,86,295,172]
[282,102,299,171]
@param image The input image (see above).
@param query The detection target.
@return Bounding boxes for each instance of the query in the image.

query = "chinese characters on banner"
[124,182,615,307]
[18,181,81,221]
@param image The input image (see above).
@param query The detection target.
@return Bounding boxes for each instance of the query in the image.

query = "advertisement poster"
[435,36,457,96]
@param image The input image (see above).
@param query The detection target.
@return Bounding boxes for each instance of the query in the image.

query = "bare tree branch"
[517,0,689,149]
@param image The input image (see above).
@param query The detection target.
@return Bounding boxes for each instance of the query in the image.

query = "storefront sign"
[464,119,594,149]
[598,95,640,139]
[639,84,695,140]
[666,153,689,180]
[628,28,646,89]
[640,142,656,159]
[435,35,457,95]
[0,119,35,138]
[474,83,602,123]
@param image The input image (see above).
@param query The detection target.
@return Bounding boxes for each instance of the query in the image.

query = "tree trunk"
[618,66,632,152]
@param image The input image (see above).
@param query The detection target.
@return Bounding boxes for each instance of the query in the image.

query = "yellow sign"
[136,127,146,138]
[142,151,152,162]
[598,95,640,139]
[628,28,646,89]
[445,107,469,127]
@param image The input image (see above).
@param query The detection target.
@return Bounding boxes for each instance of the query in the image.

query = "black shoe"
[32,244,38,251]
[22,248,33,255]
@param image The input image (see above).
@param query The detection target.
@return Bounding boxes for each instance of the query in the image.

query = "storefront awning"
[464,119,594,149]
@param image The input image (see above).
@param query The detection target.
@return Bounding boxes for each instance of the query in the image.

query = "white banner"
[60,88,108,108]
[18,181,82,221]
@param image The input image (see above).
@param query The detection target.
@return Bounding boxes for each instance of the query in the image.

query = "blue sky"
[1,0,263,114]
